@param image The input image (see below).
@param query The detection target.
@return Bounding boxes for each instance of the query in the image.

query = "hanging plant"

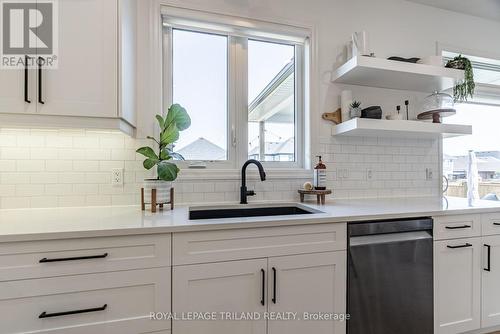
[445,55,475,102]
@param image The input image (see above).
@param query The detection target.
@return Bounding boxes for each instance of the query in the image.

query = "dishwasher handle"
[350,231,432,247]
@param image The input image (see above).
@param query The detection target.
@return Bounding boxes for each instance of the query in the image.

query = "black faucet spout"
[240,159,266,204]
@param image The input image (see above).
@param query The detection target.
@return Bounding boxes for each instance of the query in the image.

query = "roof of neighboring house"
[453,155,500,173]
[248,137,294,157]
[176,137,225,161]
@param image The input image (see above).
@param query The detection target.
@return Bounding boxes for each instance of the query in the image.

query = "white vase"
[143,179,172,204]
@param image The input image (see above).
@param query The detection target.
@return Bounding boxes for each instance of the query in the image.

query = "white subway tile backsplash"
[0,129,439,209]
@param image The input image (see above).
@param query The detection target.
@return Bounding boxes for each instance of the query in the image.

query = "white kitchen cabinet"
[37,0,118,118]
[172,259,267,334]
[434,237,481,334]
[268,252,347,334]
[0,63,36,114]
[482,235,500,328]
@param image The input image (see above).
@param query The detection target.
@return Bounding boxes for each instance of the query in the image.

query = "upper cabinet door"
[37,0,117,118]
[434,238,481,334]
[482,235,500,328]
[268,251,347,334]
[0,60,37,114]
[172,259,267,334]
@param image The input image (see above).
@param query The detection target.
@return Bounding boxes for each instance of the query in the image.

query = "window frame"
[161,7,308,170]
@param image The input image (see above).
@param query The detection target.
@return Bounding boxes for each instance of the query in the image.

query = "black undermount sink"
[189,205,319,220]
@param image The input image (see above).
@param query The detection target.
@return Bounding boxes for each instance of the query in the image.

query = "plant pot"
[143,179,172,204]
[445,60,466,70]
[350,107,362,118]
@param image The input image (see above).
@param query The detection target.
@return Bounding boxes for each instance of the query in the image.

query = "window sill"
[176,168,312,181]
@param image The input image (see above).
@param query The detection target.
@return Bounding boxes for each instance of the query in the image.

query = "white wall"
[1,0,499,209]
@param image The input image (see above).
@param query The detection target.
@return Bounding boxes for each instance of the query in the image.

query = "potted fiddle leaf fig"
[136,104,191,205]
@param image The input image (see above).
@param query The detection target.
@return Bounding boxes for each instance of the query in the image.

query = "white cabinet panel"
[433,214,481,241]
[0,234,171,281]
[37,0,117,118]
[0,65,37,114]
[0,267,171,334]
[268,251,347,334]
[482,235,500,328]
[434,237,481,334]
[173,223,347,265]
[173,259,267,334]
[481,212,500,236]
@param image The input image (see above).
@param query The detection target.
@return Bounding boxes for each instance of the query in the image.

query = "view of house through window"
[172,29,228,161]
[248,40,296,162]
[443,103,500,200]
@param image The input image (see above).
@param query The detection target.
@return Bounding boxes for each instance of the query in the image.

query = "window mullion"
[230,36,248,167]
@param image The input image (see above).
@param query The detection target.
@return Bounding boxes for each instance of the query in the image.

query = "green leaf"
[143,158,157,170]
[155,115,165,130]
[159,149,171,160]
[136,147,159,160]
[157,161,179,181]
[160,122,179,146]
[165,104,191,131]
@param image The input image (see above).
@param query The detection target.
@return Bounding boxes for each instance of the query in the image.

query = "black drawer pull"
[272,267,277,304]
[39,253,108,263]
[39,304,107,319]
[445,225,471,230]
[447,243,472,249]
[493,222,500,226]
[260,269,265,306]
[485,244,491,272]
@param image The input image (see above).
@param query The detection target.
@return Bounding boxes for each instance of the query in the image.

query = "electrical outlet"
[111,168,123,186]
[426,168,433,180]
[337,168,349,179]
[366,168,373,180]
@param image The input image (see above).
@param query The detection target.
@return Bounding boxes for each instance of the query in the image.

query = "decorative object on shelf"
[417,91,456,123]
[322,108,342,124]
[340,90,353,122]
[352,31,371,56]
[303,181,313,191]
[361,106,382,119]
[313,156,327,190]
[445,55,475,102]
[298,189,332,205]
[386,105,404,120]
[349,100,362,119]
[404,100,410,120]
[136,103,191,212]
[387,56,420,63]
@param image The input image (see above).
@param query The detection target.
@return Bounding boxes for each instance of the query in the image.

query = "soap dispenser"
[313,156,327,190]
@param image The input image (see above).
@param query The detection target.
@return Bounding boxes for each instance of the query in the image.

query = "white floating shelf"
[332,56,464,92]
[332,118,472,138]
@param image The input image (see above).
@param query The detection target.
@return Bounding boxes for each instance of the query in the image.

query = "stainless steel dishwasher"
[347,218,433,334]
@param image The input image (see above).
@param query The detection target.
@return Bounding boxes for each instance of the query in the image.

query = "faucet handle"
[247,190,256,197]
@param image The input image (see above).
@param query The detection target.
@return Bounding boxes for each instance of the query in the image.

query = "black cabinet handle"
[272,267,277,304]
[39,253,108,263]
[24,55,31,103]
[493,222,500,226]
[260,269,265,306]
[485,244,491,272]
[445,225,471,230]
[447,243,472,249]
[38,57,45,104]
[39,304,107,319]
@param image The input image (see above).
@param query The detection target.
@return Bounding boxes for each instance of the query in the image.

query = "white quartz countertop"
[1,196,500,242]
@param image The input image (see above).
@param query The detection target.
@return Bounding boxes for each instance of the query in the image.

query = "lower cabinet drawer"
[433,214,481,240]
[173,223,347,265]
[0,234,171,281]
[482,212,500,236]
[0,268,171,334]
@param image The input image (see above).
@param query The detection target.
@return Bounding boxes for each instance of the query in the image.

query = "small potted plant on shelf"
[349,100,362,119]
[445,55,475,102]
[136,104,191,211]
